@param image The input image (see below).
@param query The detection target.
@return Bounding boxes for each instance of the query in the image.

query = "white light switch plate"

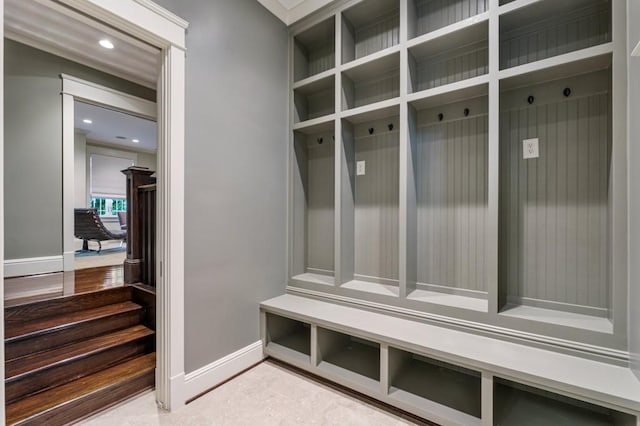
[357,161,366,176]
[523,138,539,159]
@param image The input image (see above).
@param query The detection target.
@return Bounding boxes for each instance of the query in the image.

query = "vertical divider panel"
[288,34,297,281]
[399,0,414,298]
[311,324,319,366]
[380,343,389,395]
[481,371,493,426]
[611,0,628,342]
[487,0,500,316]
[338,120,356,285]
[335,12,346,286]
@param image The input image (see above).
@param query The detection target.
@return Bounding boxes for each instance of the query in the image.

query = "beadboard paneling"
[354,119,400,281]
[413,0,488,38]
[411,40,488,92]
[499,2,611,70]
[294,86,335,122]
[498,85,611,311]
[293,134,335,274]
[343,70,400,110]
[416,114,488,292]
[353,12,399,60]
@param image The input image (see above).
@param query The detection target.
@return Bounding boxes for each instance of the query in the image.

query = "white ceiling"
[257,0,336,25]
[4,0,159,88]
[75,102,157,152]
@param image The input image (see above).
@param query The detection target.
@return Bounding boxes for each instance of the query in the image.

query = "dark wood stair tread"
[6,352,156,425]
[5,286,132,324]
[6,324,153,379]
[5,301,142,341]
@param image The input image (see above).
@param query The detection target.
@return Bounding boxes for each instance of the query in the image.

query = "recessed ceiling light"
[83,119,92,124]
[132,139,140,143]
[99,39,114,49]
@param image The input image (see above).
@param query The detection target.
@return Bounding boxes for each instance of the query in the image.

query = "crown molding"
[256,0,335,25]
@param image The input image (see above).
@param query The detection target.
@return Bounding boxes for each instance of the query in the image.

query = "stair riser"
[6,339,151,404]
[6,310,144,361]
[12,371,154,426]
[5,287,133,326]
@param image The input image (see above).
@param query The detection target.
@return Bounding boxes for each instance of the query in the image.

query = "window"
[90,197,127,217]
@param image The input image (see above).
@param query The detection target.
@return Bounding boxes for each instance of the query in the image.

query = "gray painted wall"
[628,0,640,379]
[4,39,155,260]
[152,0,288,373]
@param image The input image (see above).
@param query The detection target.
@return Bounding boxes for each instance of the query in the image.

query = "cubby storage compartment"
[317,327,380,390]
[388,348,481,424]
[294,17,335,82]
[342,52,400,111]
[294,74,335,123]
[406,86,489,312]
[339,110,399,295]
[498,59,613,332]
[291,124,335,285]
[499,0,611,70]
[408,20,488,93]
[265,313,311,363]
[494,379,636,426]
[408,0,488,40]
[341,0,399,64]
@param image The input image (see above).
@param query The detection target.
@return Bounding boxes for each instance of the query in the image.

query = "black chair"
[75,208,126,253]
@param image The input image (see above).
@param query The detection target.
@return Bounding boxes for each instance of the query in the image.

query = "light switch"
[523,138,539,159]
[357,161,366,176]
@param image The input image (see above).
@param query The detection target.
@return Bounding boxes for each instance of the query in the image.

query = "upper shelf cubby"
[408,0,488,40]
[408,19,488,94]
[499,0,611,70]
[294,74,335,124]
[294,17,336,82]
[342,51,400,111]
[341,0,400,65]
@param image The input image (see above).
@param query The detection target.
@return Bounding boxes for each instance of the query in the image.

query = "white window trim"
[0,0,188,414]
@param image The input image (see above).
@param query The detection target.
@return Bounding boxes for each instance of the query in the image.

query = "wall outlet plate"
[356,161,365,176]
[523,138,539,159]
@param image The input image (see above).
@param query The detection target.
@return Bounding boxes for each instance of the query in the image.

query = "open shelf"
[339,114,400,290]
[265,313,311,364]
[498,62,612,326]
[342,51,400,111]
[317,327,380,391]
[499,0,611,70]
[294,17,335,82]
[294,74,335,124]
[407,92,489,309]
[494,378,636,425]
[408,19,487,93]
[291,129,335,283]
[341,0,399,64]
[408,0,488,40]
[388,348,481,424]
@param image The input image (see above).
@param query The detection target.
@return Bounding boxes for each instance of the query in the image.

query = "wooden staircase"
[4,285,156,425]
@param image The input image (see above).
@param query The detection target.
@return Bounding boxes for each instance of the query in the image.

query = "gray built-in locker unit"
[274,0,640,424]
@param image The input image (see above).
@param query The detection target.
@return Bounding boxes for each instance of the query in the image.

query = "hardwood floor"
[5,264,126,307]
[4,265,156,425]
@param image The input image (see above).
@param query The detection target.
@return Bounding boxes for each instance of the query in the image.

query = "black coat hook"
[368,127,374,135]
[527,95,535,105]
[388,123,394,131]
[438,113,444,121]
[317,137,323,144]
[464,108,470,117]
[563,87,571,97]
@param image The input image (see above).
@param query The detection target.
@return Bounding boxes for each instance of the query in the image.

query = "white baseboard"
[4,255,63,278]
[183,341,264,401]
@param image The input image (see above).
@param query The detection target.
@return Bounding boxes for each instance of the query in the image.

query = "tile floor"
[79,360,430,425]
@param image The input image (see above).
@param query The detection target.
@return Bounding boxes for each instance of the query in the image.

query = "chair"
[117,211,127,231]
[75,208,126,253]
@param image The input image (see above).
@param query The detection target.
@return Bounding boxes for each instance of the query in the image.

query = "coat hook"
[317,137,323,144]
[438,113,444,121]
[388,123,394,131]
[464,108,470,117]
[527,95,535,105]
[563,87,571,97]
[332,135,335,141]
[368,127,374,135]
